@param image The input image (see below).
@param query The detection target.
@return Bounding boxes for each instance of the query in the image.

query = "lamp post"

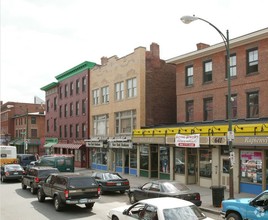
[181,15,234,199]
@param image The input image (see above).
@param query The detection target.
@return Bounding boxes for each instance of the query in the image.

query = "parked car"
[91,172,130,194]
[21,166,59,194]
[107,197,213,220]
[37,173,100,211]
[17,154,37,170]
[127,180,201,206]
[221,190,268,220]
[0,163,25,182]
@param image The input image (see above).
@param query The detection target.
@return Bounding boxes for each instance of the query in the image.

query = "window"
[65,84,68,97]
[93,114,109,136]
[46,100,50,112]
[54,118,57,132]
[70,82,73,96]
[76,101,79,116]
[203,60,212,83]
[82,77,86,92]
[64,104,68,117]
[93,89,99,105]
[140,145,149,170]
[160,146,170,173]
[115,81,124,100]
[241,150,262,184]
[31,129,37,138]
[229,54,237,77]
[203,97,213,121]
[186,100,194,122]
[185,66,193,86]
[200,149,212,178]
[70,103,73,117]
[101,86,109,104]
[130,149,137,168]
[59,126,62,138]
[59,106,62,118]
[82,123,86,138]
[82,99,86,114]
[226,94,237,119]
[76,124,79,138]
[175,148,185,174]
[31,117,36,124]
[69,124,73,138]
[47,120,49,132]
[59,87,62,99]
[64,125,67,138]
[247,48,258,74]
[247,91,259,118]
[54,97,57,110]
[76,79,80,94]
[115,110,136,134]
[127,78,137,98]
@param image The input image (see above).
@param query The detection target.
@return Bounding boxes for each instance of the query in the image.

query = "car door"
[147,183,160,199]
[246,193,268,220]
[42,175,54,197]
[135,182,152,201]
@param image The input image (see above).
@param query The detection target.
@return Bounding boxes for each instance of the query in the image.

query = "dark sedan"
[127,180,202,206]
[91,172,130,194]
[1,164,25,182]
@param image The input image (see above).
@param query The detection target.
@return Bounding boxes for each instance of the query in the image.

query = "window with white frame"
[203,60,212,83]
[230,54,237,77]
[101,86,109,104]
[115,81,124,101]
[185,66,193,86]
[93,114,109,136]
[93,89,100,105]
[247,48,258,74]
[127,78,137,98]
[115,110,136,134]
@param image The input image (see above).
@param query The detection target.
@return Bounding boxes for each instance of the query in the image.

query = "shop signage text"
[175,134,200,148]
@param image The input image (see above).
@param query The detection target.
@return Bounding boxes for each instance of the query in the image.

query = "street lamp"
[181,15,234,199]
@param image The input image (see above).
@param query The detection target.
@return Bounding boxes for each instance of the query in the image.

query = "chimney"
[196,43,210,50]
[101,57,108,65]
[150,43,159,58]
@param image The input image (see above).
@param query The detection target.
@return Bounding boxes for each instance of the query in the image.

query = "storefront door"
[187,149,197,184]
[220,156,230,190]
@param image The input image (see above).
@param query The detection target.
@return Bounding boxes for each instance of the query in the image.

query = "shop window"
[116,149,123,166]
[160,146,170,173]
[199,149,212,178]
[241,151,262,184]
[130,149,137,168]
[140,145,149,170]
[92,148,107,165]
[175,148,185,174]
[222,159,230,173]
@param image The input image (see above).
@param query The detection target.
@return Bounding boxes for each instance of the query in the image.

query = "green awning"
[44,142,57,148]
[28,139,40,145]
[44,138,58,148]
[14,139,24,146]
[9,139,17,145]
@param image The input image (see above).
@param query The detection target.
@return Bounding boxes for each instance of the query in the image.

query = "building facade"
[85,43,177,175]
[133,28,268,195]
[0,101,45,155]
[41,61,95,167]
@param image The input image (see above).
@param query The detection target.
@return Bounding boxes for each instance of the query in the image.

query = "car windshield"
[163,205,206,220]
[6,165,23,171]
[162,182,190,192]
[102,173,122,180]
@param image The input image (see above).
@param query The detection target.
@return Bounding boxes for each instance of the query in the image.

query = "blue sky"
[1,0,267,103]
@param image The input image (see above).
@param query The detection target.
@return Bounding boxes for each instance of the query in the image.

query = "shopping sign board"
[175,134,200,148]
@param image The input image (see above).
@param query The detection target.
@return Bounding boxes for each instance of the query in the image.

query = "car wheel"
[30,184,37,194]
[37,189,45,202]
[112,216,119,220]
[21,182,27,190]
[129,193,136,204]
[85,203,94,209]
[226,213,242,220]
[54,195,64,211]
[119,190,125,194]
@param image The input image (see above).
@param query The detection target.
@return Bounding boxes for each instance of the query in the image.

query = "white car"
[107,197,214,220]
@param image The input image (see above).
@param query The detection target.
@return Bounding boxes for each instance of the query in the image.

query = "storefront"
[43,138,58,155]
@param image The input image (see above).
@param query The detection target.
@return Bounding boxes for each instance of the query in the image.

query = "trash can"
[210,185,225,207]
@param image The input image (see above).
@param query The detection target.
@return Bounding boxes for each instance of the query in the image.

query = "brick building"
[41,61,95,167]
[85,43,176,175]
[132,28,268,195]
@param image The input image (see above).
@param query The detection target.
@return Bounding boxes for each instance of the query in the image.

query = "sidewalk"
[75,168,256,215]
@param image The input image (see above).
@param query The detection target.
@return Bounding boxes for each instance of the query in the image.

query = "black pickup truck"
[37,173,100,211]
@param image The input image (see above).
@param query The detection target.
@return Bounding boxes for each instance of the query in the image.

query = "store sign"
[210,136,227,145]
[86,142,103,148]
[175,134,200,148]
[110,142,132,149]
[132,137,165,144]
[234,136,268,146]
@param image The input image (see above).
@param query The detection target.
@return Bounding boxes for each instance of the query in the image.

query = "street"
[0,180,221,220]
